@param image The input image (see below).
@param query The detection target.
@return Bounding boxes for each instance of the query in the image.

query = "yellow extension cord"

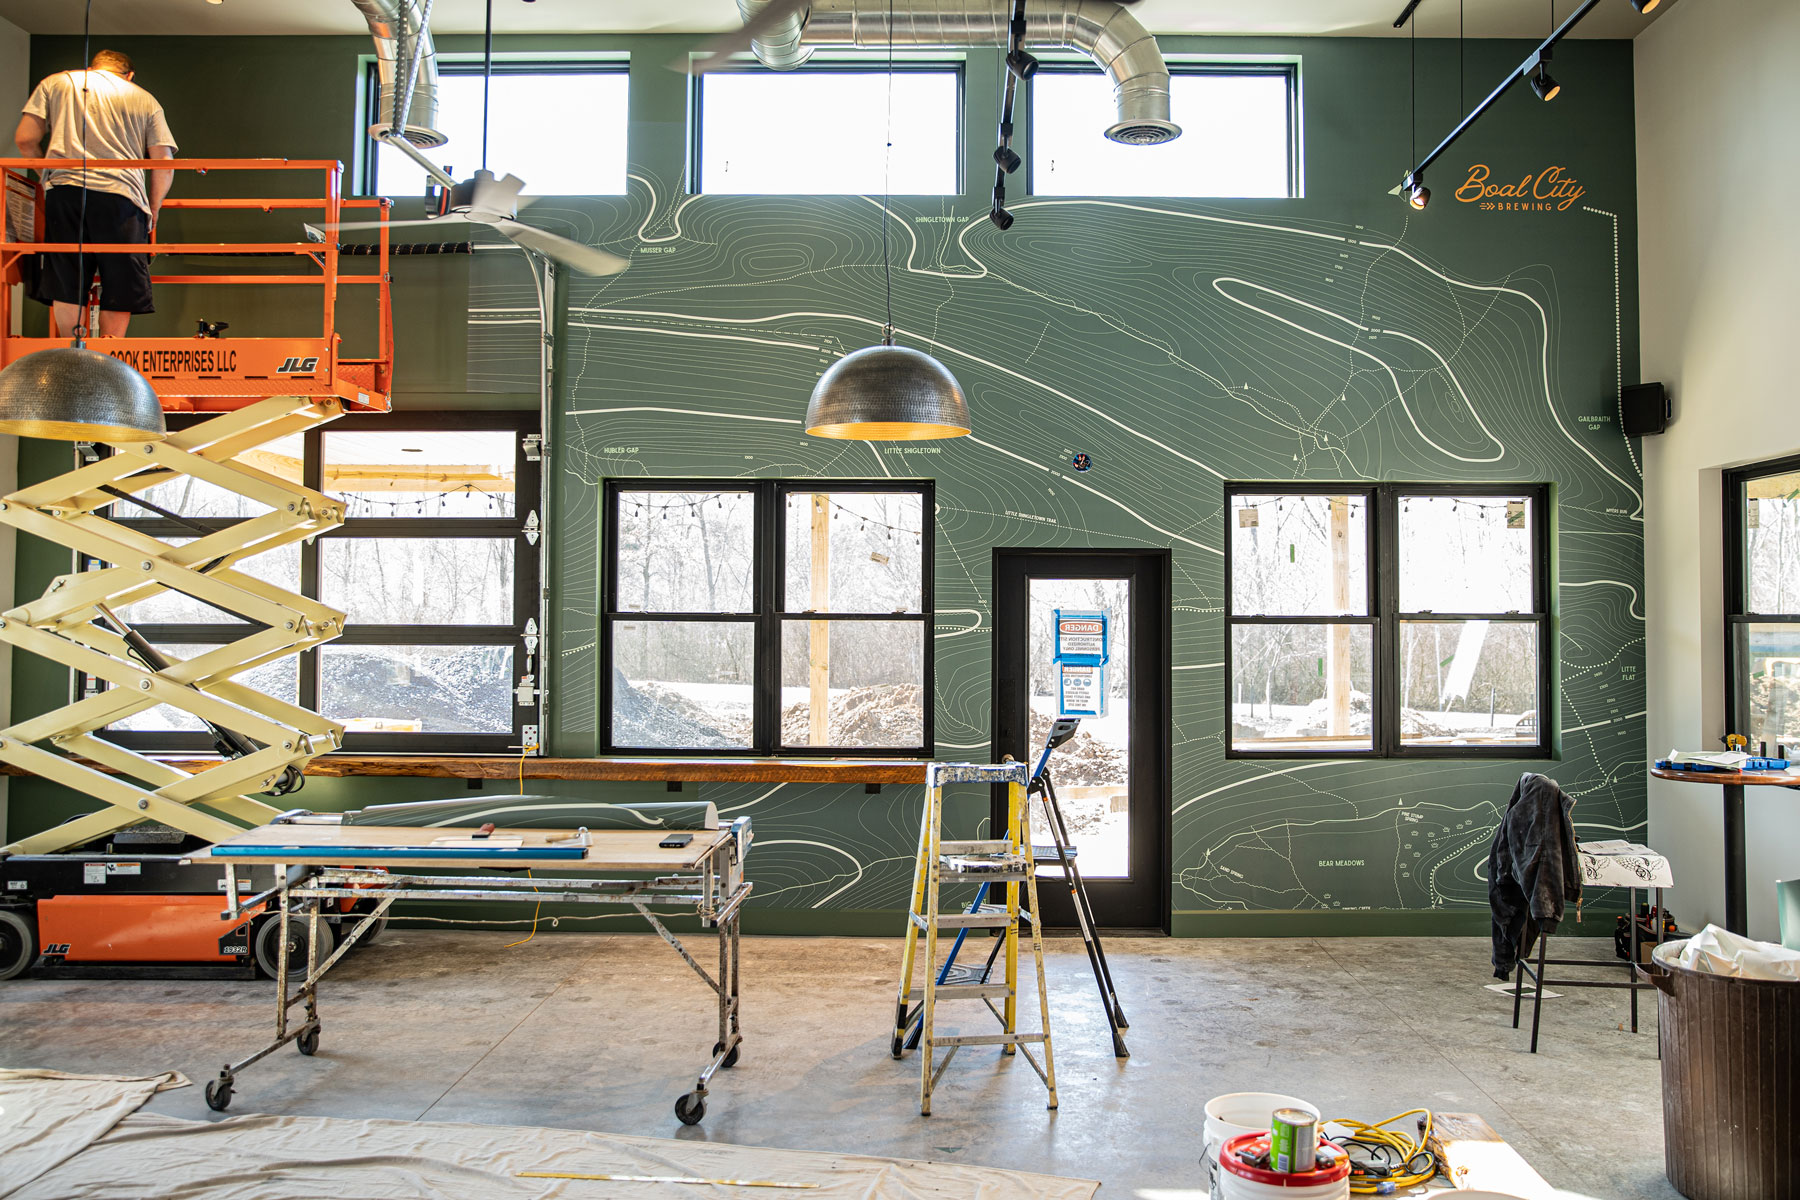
[1325,1109,1437,1194]
[502,741,544,949]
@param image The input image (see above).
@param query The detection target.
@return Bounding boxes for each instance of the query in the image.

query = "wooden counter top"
[2,754,930,785]
[1650,765,1800,788]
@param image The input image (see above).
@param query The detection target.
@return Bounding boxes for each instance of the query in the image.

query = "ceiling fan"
[323,0,628,277]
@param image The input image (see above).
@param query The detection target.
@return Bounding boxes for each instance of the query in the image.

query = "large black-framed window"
[359,58,631,197]
[1028,62,1300,198]
[94,410,541,756]
[1225,482,1551,759]
[1724,454,1800,755]
[689,61,965,195]
[602,479,934,756]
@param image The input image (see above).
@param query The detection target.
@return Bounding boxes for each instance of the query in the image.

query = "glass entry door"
[994,550,1169,931]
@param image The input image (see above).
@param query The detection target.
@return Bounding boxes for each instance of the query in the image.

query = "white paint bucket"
[1216,1133,1350,1200]
[1202,1092,1320,1196]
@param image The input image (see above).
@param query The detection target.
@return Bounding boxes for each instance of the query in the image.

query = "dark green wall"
[11,32,1642,936]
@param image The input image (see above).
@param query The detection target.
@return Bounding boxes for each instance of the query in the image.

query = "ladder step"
[930,1032,1049,1047]
[940,839,1010,854]
[940,855,1030,877]
[932,982,1014,1001]
[911,908,1034,930]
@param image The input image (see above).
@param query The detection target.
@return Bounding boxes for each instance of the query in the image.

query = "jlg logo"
[277,356,319,373]
[45,943,71,954]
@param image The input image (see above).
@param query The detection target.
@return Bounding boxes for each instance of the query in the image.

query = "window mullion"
[1375,486,1397,757]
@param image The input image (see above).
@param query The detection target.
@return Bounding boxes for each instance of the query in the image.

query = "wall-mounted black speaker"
[1622,382,1669,437]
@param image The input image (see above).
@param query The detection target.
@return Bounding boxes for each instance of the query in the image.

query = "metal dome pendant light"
[0,339,165,442]
[804,0,968,441]
[0,0,164,443]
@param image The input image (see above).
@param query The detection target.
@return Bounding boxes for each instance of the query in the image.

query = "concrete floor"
[0,932,1673,1199]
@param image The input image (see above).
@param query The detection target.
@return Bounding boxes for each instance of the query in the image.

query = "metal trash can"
[1652,941,1800,1199]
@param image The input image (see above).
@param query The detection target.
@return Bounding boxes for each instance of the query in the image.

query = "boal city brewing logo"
[1457,163,1585,212]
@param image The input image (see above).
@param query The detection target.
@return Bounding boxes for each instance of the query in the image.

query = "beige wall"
[1639,0,1800,942]
[0,14,25,840]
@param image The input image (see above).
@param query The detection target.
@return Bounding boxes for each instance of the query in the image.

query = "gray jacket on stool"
[1488,772,1582,979]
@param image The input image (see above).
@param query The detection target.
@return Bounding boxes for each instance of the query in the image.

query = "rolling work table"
[191,815,752,1125]
[1649,764,1800,935]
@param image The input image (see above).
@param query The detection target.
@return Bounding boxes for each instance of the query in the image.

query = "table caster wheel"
[712,1040,740,1068]
[297,1027,320,1056]
[204,1076,233,1112]
[674,1092,706,1125]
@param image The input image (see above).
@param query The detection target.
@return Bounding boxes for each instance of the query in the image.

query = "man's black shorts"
[33,186,155,314]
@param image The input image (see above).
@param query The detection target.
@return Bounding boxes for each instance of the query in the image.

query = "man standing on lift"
[14,49,177,338]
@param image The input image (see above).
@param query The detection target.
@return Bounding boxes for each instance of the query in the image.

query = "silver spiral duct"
[736,0,1179,145]
[352,0,446,148]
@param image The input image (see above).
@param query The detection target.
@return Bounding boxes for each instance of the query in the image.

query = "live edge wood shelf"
[2,756,930,785]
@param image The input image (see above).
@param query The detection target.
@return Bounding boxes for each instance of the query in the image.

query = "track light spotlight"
[1402,172,1430,210]
[989,204,1015,230]
[994,145,1022,173]
[1630,0,1659,11]
[1005,47,1039,80]
[1530,66,1561,101]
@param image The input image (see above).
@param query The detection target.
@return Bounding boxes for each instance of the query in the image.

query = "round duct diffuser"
[805,344,970,441]
[1106,119,1182,146]
[0,344,166,442]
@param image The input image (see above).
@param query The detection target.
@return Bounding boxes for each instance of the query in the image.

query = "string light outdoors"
[618,493,923,541]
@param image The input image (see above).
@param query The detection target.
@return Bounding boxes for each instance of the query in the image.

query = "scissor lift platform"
[0,157,395,865]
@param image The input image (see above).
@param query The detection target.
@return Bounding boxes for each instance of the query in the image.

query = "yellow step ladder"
[891,761,1056,1115]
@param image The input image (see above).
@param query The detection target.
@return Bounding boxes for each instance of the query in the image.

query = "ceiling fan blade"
[470,171,527,217]
[674,0,810,73]
[492,219,629,276]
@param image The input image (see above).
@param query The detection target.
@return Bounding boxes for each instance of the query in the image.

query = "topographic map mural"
[469,95,1645,931]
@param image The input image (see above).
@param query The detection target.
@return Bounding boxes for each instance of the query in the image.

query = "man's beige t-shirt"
[21,69,177,215]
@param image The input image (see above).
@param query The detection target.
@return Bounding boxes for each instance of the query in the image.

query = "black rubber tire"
[296,1026,320,1056]
[204,1077,233,1112]
[253,914,335,980]
[712,1040,740,1069]
[674,1092,706,1125]
[0,908,36,981]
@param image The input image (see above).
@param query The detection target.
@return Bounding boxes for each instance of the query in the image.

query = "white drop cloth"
[0,1072,1099,1200]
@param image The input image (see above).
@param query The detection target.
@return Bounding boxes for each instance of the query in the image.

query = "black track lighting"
[989,204,1015,230]
[994,145,1022,173]
[1630,0,1659,11]
[1530,65,1561,101]
[1005,47,1039,80]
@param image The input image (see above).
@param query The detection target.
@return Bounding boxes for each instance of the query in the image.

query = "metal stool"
[1512,875,1669,1053]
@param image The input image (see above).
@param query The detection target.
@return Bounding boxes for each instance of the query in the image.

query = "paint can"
[1270,1108,1319,1172]
[1216,1132,1349,1200]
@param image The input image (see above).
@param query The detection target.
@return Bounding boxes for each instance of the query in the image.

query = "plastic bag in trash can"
[1652,924,1800,980]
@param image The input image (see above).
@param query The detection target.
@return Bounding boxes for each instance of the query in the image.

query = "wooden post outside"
[809,494,832,746]
[1327,495,1352,738]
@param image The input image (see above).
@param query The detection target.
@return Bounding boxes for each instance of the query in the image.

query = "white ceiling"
[0,0,1674,40]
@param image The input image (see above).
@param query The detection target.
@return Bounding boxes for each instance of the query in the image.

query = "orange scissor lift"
[0,158,395,978]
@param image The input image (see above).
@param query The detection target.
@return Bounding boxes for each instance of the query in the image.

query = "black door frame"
[991,548,1172,933]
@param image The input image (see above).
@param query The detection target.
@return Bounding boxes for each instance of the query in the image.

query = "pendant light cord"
[880,0,894,346]
[72,0,94,343]
[481,0,493,172]
[1409,9,1416,167]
